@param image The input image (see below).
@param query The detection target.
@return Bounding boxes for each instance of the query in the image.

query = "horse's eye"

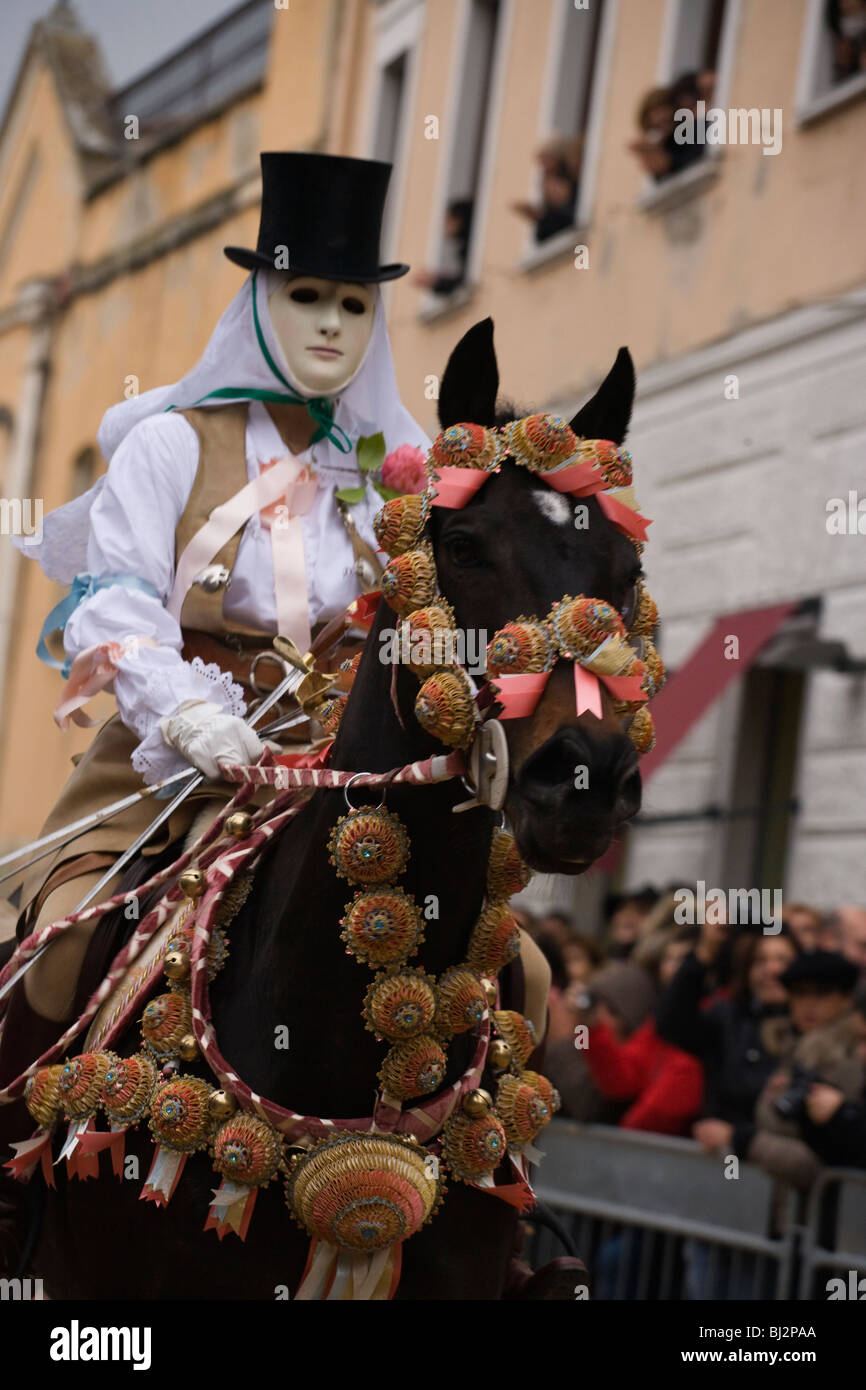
[444,532,483,568]
[290,287,318,303]
[342,296,368,315]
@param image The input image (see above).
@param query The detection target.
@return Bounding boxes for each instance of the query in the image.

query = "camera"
[772,1064,820,1122]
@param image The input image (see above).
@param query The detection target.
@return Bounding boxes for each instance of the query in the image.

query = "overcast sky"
[0,0,244,121]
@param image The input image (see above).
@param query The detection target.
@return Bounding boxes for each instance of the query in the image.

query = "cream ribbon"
[167,455,318,654]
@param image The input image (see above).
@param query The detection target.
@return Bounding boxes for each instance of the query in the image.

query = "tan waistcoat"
[173,403,272,639]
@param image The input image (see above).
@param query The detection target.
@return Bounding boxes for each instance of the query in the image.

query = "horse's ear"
[570,347,635,444]
[438,317,499,428]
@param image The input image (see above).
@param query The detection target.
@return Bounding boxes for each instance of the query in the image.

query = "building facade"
[0,0,864,915]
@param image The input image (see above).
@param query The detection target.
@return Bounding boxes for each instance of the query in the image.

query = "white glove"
[159,698,273,781]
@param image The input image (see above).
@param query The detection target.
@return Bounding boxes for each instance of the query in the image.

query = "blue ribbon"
[37,572,161,676]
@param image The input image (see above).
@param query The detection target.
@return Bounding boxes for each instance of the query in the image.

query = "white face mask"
[267,276,376,396]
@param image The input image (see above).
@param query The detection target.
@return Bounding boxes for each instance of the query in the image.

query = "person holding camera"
[741,952,865,1188]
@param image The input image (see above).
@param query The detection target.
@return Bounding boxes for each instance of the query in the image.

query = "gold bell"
[226,811,254,839]
[179,870,205,900]
[489,1039,513,1071]
[163,951,190,982]
[178,1033,199,1062]
[208,1089,237,1121]
[481,977,498,1007]
[462,1088,493,1118]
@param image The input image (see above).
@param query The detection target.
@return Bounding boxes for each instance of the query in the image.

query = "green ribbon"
[164,270,352,454]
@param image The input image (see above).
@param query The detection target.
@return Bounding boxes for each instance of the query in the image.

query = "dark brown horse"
[28,319,644,1299]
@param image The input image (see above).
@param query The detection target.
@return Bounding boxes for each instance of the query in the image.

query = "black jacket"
[655,951,786,1153]
[802,1094,866,1169]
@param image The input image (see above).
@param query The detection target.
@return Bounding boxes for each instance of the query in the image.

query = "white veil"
[15,270,430,584]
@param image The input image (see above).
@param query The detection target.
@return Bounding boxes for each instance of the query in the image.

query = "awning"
[640,601,800,784]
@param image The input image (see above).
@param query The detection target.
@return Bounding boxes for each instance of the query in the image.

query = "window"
[519,0,618,265]
[421,0,510,309]
[367,0,424,264]
[634,0,741,207]
[0,407,13,489]
[796,0,866,124]
[721,666,805,892]
[665,0,727,74]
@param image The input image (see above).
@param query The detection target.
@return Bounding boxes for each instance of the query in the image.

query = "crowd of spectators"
[525,890,866,1204]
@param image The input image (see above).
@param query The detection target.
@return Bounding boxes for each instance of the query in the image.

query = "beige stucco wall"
[338,0,866,428]
[0,0,863,861]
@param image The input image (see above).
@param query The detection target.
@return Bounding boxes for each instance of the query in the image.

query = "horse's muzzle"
[506,726,641,874]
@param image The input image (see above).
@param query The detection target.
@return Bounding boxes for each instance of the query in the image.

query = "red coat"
[585,1018,704,1136]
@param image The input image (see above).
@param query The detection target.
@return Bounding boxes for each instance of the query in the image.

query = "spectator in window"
[656,919,800,1151]
[603,885,660,960]
[627,70,716,182]
[573,929,705,1137]
[627,85,676,181]
[413,198,473,296]
[510,136,581,243]
[826,0,866,82]
[782,900,823,953]
[820,904,866,981]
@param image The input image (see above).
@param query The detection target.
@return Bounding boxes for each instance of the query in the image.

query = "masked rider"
[6,151,428,1032]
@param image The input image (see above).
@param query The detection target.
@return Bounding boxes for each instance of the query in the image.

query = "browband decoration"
[424,412,650,542]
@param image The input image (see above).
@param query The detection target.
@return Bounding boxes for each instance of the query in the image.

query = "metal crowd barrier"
[524,1120,863,1300]
[796,1168,866,1300]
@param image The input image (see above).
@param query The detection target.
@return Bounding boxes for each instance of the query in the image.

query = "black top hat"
[780,950,859,994]
[224,152,409,283]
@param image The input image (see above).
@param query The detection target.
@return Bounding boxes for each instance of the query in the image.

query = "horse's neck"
[327,598,495,935]
[215,602,496,1116]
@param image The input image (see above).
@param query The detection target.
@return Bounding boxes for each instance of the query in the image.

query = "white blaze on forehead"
[533,490,572,526]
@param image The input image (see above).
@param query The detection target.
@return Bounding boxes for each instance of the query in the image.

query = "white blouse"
[63,400,382,784]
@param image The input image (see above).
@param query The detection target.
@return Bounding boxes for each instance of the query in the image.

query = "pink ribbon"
[166,454,318,643]
[574,665,603,718]
[258,456,318,657]
[543,459,607,494]
[597,491,651,541]
[489,672,551,718]
[53,637,159,730]
[493,664,647,721]
[4,1131,55,1186]
[429,465,493,509]
[429,448,651,539]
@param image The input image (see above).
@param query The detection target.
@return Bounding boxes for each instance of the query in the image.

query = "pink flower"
[381,443,427,494]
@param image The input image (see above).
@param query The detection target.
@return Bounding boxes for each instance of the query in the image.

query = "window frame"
[638,0,743,214]
[795,0,866,126]
[364,0,426,267]
[516,0,620,274]
[418,0,515,322]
